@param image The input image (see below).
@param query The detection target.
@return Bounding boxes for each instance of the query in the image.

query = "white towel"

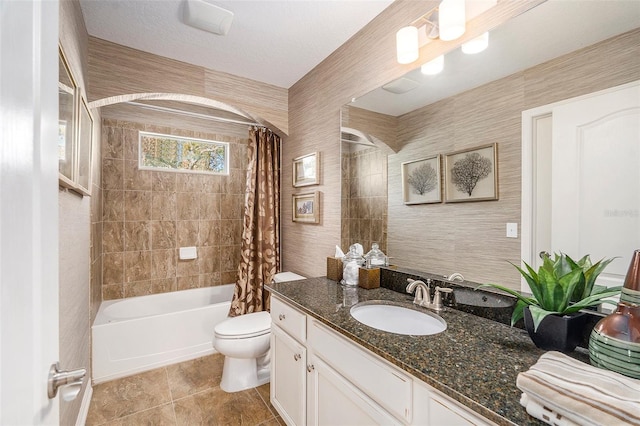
[517,351,640,426]
[520,393,580,426]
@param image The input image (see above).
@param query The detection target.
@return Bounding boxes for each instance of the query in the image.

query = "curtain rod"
[124,101,262,127]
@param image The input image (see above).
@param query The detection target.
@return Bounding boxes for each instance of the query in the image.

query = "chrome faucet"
[406,278,433,307]
[445,272,465,282]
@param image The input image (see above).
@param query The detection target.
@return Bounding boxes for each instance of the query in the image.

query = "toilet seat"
[214,311,271,339]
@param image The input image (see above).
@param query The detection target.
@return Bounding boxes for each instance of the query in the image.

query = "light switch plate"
[506,223,518,238]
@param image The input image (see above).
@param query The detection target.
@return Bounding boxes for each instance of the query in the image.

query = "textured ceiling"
[79,0,394,89]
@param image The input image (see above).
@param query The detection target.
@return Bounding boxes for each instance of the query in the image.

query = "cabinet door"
[271,326,307,426]
[307,354,401,426]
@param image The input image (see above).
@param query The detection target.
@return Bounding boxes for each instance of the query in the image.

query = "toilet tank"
[273,272,305,283]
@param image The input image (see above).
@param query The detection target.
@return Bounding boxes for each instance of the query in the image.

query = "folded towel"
[520,393,579,426]
[517,351,640,426]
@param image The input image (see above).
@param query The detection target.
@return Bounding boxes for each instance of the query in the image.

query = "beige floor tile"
[256,417,283,426]
[103,403,176,426]
[166,353,224,400]
[254,383,277,416]
[173,387,273,426]
[86,368,172,425]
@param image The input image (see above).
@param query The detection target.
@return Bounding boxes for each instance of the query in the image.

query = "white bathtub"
[92,284,235,384]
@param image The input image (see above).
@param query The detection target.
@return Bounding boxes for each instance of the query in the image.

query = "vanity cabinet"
[271,297,308,425]
[270,295,494,426]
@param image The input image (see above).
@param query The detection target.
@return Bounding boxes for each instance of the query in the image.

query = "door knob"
[47,362,86,400]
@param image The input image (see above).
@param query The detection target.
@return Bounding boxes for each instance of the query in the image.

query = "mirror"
[340,1,640,287]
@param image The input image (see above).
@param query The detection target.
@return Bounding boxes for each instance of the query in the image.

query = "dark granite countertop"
[266,276,591,426]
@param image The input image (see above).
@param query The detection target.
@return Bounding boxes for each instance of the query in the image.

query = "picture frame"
[292,152,319,187]
[444,143,498,203]
[401,155,442,204]
[292,191,320,223]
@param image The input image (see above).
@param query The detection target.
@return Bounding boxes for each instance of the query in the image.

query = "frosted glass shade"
[396,26,419,64]
[439,0,466,41]
[462,32,489,54]
[421,55,444,75]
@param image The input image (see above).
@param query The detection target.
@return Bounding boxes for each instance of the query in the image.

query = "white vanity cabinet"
[270,295,495,426]
[271,297,308,426]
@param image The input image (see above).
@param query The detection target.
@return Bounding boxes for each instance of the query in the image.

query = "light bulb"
[396,26,419,64]
[421,55,444,75]
[462,32,489,54]
[439,0,466,41]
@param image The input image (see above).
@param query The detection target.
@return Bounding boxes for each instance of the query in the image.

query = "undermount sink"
[350,302,447,336]
[453,288,514,309]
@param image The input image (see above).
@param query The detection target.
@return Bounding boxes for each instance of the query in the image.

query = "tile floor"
[86,353,284,426]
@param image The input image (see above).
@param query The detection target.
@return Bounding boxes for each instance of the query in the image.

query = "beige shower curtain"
[229,126,280,316]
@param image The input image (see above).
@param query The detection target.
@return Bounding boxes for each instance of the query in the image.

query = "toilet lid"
[214,311,271,338]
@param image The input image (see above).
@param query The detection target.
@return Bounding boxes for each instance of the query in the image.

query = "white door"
[0,0,60,424]
[523,81,640,290]
[551,82,640,288]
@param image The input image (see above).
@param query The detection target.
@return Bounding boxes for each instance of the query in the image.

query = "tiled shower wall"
[101,119,247,300]
[341,147,388,254]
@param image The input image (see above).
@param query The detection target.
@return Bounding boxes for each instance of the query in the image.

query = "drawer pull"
[293,353,301,361]
[279,313,286,321]
[307,364,315,373]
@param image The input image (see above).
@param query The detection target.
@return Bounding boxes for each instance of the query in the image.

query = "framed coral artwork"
[401,155,441,204]
[444,143,498,203]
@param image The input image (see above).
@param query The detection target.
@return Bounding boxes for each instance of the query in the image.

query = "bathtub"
[92,284,235,384]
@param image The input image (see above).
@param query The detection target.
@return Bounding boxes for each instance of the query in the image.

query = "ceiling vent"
[382,77,420,94]
[184,0,234,36]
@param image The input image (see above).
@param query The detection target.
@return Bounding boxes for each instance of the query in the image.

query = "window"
[58,45,93,196]
[139,131,229,175]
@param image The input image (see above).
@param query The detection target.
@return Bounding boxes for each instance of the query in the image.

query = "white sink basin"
[350,302,447,336]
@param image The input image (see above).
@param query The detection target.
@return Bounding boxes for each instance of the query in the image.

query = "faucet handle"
[433,286,453,311]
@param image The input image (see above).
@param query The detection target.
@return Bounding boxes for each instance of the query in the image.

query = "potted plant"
[481,253,622,352]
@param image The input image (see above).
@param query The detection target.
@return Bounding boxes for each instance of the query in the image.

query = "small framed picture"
[293,152,319,187]
[444,143,498,203]
[292,191,320,223]
[401,155,441,204]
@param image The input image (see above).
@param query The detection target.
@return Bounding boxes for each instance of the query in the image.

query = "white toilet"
[214,271,305,392]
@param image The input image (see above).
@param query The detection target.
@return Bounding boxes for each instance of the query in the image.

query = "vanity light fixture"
[421,55,444,75]
[396,26,419,64]
[461,32,489,54]
[439,0,466,41]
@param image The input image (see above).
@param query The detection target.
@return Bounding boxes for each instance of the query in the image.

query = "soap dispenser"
[341,244,365,286]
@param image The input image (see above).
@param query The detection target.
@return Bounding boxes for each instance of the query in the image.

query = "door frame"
[0,0,60,423]
[521,80,640,292]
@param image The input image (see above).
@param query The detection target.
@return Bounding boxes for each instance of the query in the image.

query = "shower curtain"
[229,126,280,316]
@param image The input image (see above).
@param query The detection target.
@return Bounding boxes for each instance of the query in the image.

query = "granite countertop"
[267,277,591,426]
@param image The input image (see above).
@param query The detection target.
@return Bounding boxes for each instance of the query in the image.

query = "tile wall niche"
[100,118,247,300]
[341,147,388,253]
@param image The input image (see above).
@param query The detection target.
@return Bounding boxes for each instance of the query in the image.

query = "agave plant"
[481,253,621,331]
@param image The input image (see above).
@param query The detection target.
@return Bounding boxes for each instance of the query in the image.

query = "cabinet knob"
[279,313,286,321]
[293,353,301,361]
[307,364,315,373]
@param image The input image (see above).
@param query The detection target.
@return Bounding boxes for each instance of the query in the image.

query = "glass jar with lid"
[341,244,365,286]
[364,243,388,268]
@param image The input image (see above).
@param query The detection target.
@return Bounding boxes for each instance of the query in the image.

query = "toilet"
[214,271,305,392]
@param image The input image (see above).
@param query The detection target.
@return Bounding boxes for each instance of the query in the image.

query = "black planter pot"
[523,306,588,352]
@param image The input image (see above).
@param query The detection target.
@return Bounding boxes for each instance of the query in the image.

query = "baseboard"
[75,383,93,426]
